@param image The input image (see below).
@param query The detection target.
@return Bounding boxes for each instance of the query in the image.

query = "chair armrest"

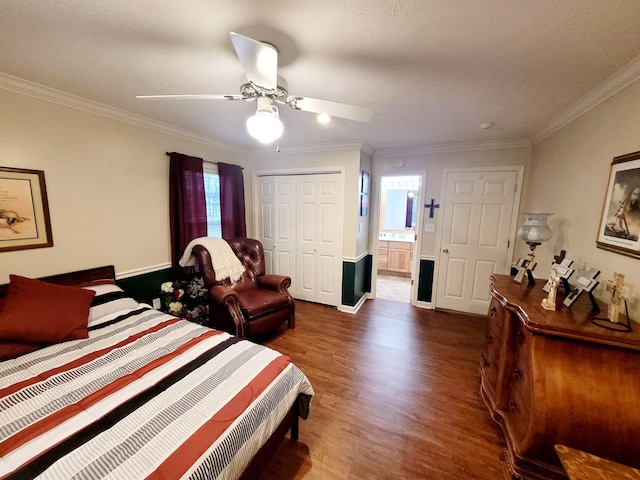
[209,285,239,305]
[257,274,292,293]
[208,285,247,338]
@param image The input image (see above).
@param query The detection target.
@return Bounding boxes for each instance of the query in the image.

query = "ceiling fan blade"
[230,32,278,90]
[289,96,375,122]
[136,94,244,100]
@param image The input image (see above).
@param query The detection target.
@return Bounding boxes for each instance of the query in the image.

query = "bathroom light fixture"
[514,213,553,285]
[246,97,283,144]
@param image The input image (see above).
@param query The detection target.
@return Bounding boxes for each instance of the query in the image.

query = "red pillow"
[0,275,95,344]
[0,342,41,361]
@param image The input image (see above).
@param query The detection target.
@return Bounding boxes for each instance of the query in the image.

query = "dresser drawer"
[481,298,511,408]
[504,326,532,444]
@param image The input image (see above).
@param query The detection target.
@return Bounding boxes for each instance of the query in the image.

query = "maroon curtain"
[218,162,247,238]
[405,194,414,228]
[169,152,207,272]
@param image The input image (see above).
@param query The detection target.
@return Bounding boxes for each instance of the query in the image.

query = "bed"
[0,265,313,480]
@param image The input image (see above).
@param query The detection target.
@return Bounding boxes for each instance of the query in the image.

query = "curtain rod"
[165,152,244,170]
[165,151,218,165]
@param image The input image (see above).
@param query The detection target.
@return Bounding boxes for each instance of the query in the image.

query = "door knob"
[443,248,449,254]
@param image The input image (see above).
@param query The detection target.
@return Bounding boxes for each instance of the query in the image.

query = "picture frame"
[360,170,370,194]
[0,167,53,253]
[360,193,369,217]
[596,150,640,259]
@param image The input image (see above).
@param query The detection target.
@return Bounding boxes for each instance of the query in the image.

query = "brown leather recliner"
[192,238,295,339]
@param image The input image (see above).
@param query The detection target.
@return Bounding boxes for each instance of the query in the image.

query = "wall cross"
[425,198,440,218]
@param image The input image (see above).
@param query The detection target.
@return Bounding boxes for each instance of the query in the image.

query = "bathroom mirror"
[380,176,420,232]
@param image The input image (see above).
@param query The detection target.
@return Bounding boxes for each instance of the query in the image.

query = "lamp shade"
[517,213,553,245]
[246,97,283,144]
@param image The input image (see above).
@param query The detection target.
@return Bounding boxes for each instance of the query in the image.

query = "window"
[203,163,222,238]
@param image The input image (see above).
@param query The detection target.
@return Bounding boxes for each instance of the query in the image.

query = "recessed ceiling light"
[317,114,331,124]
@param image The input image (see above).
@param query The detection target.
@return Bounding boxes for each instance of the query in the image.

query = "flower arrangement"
[159,276,209,324]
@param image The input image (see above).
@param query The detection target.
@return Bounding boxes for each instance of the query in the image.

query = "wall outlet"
[152,297,162,309]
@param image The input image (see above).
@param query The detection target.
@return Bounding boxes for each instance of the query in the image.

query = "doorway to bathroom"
[376,175,421,303]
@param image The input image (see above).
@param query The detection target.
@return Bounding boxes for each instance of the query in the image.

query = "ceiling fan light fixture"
[246,97,283,144]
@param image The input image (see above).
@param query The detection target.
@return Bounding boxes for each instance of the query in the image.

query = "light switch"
[424,223,435,233]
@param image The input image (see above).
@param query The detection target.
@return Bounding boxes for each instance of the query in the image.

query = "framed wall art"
[360,170,370,194]
[360,193,369,217]
[0,167,53,253]
[596,151,640,259]
[359,170,370,216]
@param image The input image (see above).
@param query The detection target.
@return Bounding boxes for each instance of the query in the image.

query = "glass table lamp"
[514,213,553,285]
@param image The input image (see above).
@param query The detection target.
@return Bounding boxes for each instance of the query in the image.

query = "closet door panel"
[257,178,275,272]
[315,176,342,306]
[273,177,296,288]
[298,252,317,301]
[256,173,343,307]
[296,178,318,302]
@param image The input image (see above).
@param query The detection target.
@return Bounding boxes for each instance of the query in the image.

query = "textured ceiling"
[2,0,640,151]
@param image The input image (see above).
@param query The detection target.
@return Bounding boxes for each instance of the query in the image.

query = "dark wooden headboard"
[0,265,116,299]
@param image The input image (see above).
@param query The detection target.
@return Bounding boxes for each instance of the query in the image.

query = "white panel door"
[296,177,317,302]
[256,173,343,307]
[273,176,296,293]
[295,175,343,306]
[315,176,342,306]
[257,177,275,272]
[436,170,518,314]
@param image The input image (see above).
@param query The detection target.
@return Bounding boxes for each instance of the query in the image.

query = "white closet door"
[256,177,276,272]
[273,176,296,283]
[256,173,343,307]
[296,176,318,302]
[256,176,296,296]
[296,175,342,306]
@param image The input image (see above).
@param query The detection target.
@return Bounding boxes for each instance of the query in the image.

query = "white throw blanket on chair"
[178,237,246,283]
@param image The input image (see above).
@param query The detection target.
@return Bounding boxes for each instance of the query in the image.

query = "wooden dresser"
[481,274,640,480]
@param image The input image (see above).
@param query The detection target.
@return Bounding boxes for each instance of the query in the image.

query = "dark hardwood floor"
[260,298,506,480]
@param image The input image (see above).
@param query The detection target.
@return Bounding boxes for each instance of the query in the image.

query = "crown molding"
[361,141,376,157]
[9,53,639,159]
[1,72,380,158]
[532,53,640,144]
[373,138,532,159]
[0,72,250,154]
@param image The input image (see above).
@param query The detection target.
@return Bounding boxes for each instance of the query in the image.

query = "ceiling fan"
[137,32,376,144]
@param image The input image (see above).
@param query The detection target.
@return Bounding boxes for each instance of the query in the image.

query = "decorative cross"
[606,272,629,323]
[425,198,440,218]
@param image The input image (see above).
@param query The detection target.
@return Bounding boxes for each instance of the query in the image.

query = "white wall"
[1,88,246,282]
[372,145,532,258]
[243,146,363,259]
[526,79,640,319]
[356,149,373,258]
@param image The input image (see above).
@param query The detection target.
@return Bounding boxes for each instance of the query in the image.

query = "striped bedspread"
[0,303,313,479]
